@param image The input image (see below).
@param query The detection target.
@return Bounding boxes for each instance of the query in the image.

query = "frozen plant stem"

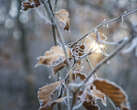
[41,0,71,110]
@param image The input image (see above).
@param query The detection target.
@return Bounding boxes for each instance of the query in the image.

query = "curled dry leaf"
[93,79,130,109]
[21,0,40,11]
[83,32,106,67]
[83,93,99,110]
[35,45,71,73]
[38,81,61,110]
[55,9,70,30]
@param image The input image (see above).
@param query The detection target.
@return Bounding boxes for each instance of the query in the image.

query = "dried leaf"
[83,93,99,110]
[55,9,70,30]
[21,0,40,11]
[35,45,71,72]
[93,79,130,109]
[38,81,61,110]
[72,72,86,81]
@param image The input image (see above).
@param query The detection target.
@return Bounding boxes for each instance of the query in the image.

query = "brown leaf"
[38,81,61,110]
[93,79,130,109]
[35,45,71,72]
[22,0,40,11]
[83,93,99,110]
[55,9,70,30]
[72,72,86,81]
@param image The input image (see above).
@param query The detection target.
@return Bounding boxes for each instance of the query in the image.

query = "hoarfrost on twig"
[122,37,137,54]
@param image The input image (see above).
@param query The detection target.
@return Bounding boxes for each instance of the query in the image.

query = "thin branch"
[47,0,57,45]
[71,8,137,47]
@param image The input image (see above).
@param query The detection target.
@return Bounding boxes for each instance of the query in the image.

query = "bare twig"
[47,0,57,45]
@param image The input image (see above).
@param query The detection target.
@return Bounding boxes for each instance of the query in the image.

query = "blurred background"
[0,0,137,110]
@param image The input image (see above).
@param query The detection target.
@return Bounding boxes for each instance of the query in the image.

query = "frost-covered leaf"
[55,9,70,30]
[83,93,99,110]
[35,45,71,73]
[93,79,130,109]
[38,81,61,110]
